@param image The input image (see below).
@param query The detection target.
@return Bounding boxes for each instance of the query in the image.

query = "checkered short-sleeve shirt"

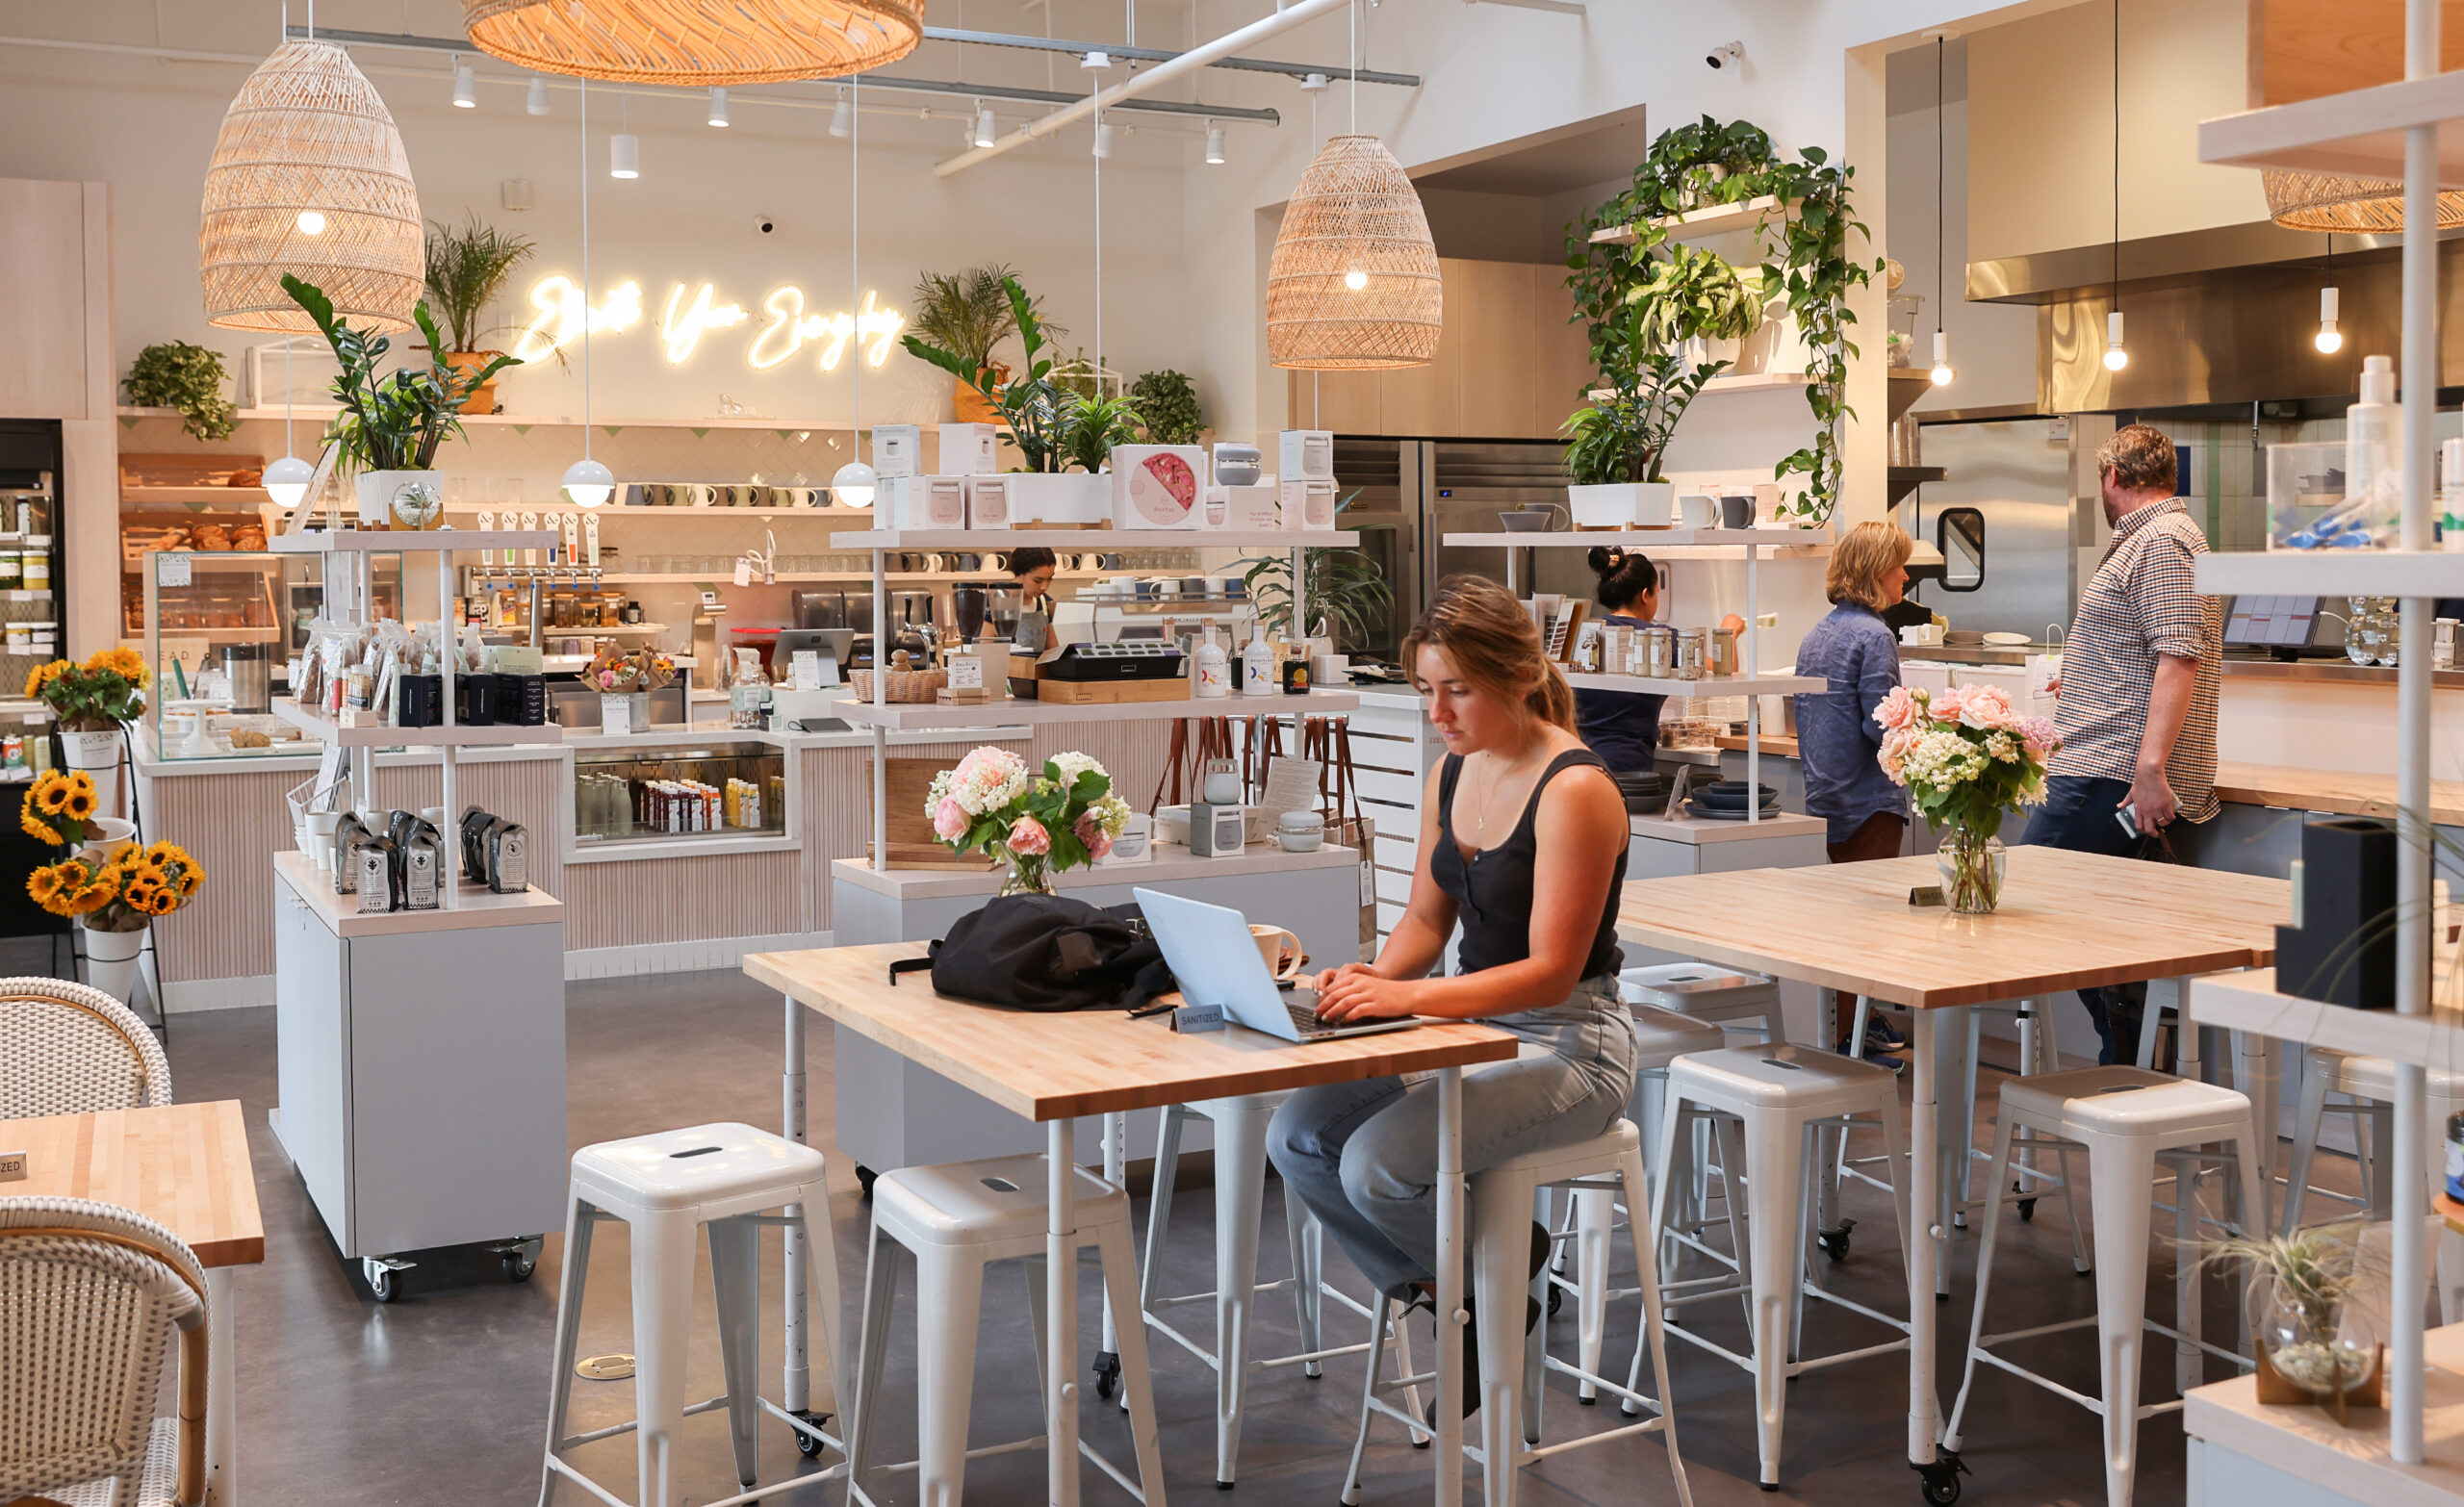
[2047,498,2222,823]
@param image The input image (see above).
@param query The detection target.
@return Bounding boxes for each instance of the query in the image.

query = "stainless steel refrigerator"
[1333,438,1575,663]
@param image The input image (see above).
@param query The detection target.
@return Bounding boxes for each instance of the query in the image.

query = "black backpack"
[888,893,1173,1011]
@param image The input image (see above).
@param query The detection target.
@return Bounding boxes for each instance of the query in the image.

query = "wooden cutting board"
[1036,677,1193,705]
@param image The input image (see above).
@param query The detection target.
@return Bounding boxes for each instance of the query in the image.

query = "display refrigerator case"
[141,548,398,759]
[570,738,788,854]
[0,422,65,689]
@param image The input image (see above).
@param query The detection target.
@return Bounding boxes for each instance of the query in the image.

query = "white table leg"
[206,1264,237,1504]
[2235,1027,2275,1234]
[1050,1117,1082,1507]
[1908,1010,1943,1472]
[1435,1065,1465,1507]
[783,992,809,1418]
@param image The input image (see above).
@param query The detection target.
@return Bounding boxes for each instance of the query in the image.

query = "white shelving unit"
[831,687,1361,730]
[838,526,1357,551]
[2184,14,2450,1467]
[1589,193,1791,246]
[1442,526,1816,823]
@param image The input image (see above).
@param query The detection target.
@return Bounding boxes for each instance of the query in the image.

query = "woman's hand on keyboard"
[1313,964,1421,1023]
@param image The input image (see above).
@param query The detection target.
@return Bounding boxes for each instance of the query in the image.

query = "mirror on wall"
[1938,507,1985,592]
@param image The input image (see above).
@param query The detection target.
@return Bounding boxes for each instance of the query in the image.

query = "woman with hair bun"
[1269,574,1638,1414]
[1574,547,1745,773]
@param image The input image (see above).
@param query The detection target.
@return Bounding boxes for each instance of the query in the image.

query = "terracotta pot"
[954,364,1009,424]
[445,350,504,415]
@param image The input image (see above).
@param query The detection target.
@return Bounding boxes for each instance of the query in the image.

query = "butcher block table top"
[0,1100,265,1266]
[1616,846,2289,1009]
[746,942,1519,1123]
[2212,760,2464,830]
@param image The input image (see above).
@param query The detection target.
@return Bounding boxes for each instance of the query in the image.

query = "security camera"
[756,215,777,235]
[1706,40,1745,71]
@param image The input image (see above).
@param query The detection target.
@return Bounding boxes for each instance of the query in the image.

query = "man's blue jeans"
[2022,774,2145,1064]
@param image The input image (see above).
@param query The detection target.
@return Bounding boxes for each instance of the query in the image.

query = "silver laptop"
[1134,887,1418,1043]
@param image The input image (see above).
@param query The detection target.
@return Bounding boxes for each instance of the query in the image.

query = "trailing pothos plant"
[281,273,519,473]
[1562,118,1880,522]
[903,274,1074,473]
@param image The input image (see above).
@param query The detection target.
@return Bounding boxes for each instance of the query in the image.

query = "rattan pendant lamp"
[199,35,423,333]
[1266,3,1438,369]
[2262,170,2464,233]
[461,0,923,85]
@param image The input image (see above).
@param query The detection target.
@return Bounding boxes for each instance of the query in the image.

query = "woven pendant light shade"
[2263,168,2464,233]
[1268,135,1442,370]
[463,0,923,85]
[200,39,422,334]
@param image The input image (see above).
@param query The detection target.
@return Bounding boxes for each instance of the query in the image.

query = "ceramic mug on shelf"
[1248,924,1304,982]
[1678,494,1719,528]
[684,483,718,507]
[1720,495,1755,529]
[981,552,1007,573]
[727,484,760,506]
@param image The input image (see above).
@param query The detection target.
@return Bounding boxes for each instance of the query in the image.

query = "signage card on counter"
[603,696,632,736]
[790,651,823,691]
[157,553,191,588]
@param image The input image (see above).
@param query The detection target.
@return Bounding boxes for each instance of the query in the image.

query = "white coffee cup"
[1678,494,1718,528]
[1249,924,1303,982]
[685,483,718,507]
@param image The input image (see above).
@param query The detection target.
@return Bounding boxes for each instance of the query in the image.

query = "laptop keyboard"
[1285,991,1330,1035]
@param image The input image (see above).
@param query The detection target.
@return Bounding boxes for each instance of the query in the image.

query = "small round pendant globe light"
[263,453,315,510]
[1929,329,1955,387]
[830,460,877,509]
[526,74,550,115]
[1205,121,1226,166]
[2102,309,2129,372]
[453,60,477,108]
[707,87,729,127]
[562,457,614,508]
[2315,285,2344,354]
[610,133,639,179]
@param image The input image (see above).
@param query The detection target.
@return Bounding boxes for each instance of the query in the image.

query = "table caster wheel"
[1912,1449,1967,1504]
[503,1250,537,1282]
[2017,1196,2039,1223]
[1092,1350,1120,1401]
[1818,1218,1855,1264]
[856,1165,878,1201]
[363,1259,399,1303]
[1546,1284,1563,1317]
[791,1411,832,1458]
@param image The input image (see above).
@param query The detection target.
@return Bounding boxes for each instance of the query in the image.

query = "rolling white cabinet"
[270,851,568,1298]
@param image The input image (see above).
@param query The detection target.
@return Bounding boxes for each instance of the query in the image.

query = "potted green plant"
[908,264,1054,423]
[2202,1222,2382,1421]
[282,272,519,526]
[903,274,1108,522]
[1238,493,1395,650]
[1128,369,1203,445]
[423,214,535,415]
[1057,392,1145,474]
[124,342,238,442]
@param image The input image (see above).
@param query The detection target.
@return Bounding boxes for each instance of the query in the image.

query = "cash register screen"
[2223,595,2321,649]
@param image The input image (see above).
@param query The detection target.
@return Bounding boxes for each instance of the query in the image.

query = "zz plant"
[904,274,1074,473]
[282,273,519,473]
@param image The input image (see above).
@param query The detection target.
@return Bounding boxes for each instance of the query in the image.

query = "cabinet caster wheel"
[363,1259,399,1303]
[1912,1450,1967,1505]
[2017,1196,2038,1223]
[1092,1350,1120,1401]
[791,1411,832,1458]
[503,1251,537,1282]
[856,1165,878,1202]
[1546,1284,1563,1317]
[1818,1218,1854,1264]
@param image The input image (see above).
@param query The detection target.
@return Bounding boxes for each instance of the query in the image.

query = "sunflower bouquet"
[29,839,205,932]
[18,770,107,846]
[26,648,150,730]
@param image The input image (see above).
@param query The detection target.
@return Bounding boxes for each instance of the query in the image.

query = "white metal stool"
[1638,1043,1913,1493]
[1621,962,1786,1044]
[539,1121,846,1507]
[1552,1005,1729,1403]
[1946,1065,2269,1507]
[1342,1119,1692,1507]
[845,1153,1163,1507]
[1138,1091,1375,1487]
[2280,1046,2464,1319]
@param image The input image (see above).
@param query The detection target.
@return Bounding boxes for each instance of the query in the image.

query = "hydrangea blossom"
[1870,683,2064,841]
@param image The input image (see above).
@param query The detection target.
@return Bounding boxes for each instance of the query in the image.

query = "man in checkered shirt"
[2023,423,2220,1063]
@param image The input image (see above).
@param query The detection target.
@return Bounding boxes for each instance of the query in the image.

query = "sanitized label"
[0,1149,26,1182]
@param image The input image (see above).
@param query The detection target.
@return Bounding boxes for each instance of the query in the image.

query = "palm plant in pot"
[284,272,519,527]
[908,264,1057,424]
[423,214,536,415]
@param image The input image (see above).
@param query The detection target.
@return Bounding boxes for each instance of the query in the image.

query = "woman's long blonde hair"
[1401,575,1577,731]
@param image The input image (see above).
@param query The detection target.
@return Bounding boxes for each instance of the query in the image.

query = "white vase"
[76,816,136,865]
[82,923,145,1007]
[61,727,124,817]
[353,469,445,528]
[1568,482,1677,528]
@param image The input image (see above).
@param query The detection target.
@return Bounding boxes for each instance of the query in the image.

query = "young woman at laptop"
[1268,574,1637,1407]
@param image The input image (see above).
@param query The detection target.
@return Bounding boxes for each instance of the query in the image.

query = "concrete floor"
[153,967,2357,1507]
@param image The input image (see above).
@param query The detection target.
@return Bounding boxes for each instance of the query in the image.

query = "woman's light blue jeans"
[1267,976,1638,1301]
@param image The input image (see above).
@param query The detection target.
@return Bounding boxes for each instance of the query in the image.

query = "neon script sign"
[513,274,905,373]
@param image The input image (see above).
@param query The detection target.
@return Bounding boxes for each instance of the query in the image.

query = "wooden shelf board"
[829,688,1362,729]
[121,488,274,505]
[270,699,565,749]
[1589,194,1789,246]
[270,529,560,554]
[2199,70,2464,183]
[1586,372,1813,403]
[838,528,1356,550]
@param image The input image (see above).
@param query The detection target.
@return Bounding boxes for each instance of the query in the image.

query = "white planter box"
[1569,481,1676,528]
[1006,472,1112,525]
[354,469,444,527]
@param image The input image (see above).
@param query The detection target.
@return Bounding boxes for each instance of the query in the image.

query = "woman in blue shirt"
[1574,548,1745,773]
[1791,521,1914,1057]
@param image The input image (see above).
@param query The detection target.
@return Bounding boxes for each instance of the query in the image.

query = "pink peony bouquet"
[927,746,1133,885]
[1872,683,2062,843]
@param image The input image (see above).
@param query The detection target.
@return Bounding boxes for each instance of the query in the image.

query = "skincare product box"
[1112,446,1208,530]
[1279,429,1334,482]
[964,473,1012,528]
[887,474,967,530]
[938,422,1000,475]
[1213,484,1281,531]
[1188,800,1247,857]
[1092,811,1154,866]
[1281,477,1338,531]
[872,423,922,479]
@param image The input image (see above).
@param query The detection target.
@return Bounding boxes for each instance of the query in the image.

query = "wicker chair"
[0,979,171,1121]
[0,1196,208,1507]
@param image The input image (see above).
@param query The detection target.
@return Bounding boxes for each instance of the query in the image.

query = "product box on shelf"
[1188,800,1247,857]
[1279,430,1333,483]
[1005,472,1111,525]
[873,424,922,479]
[1092,811,1153,866]
[1281,477,1337,531]
[886,474,966,530]
[1210,483,1280,531]
[964,473,1012,528]
[1112,446,1207,530]
[938,423,1000,476]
